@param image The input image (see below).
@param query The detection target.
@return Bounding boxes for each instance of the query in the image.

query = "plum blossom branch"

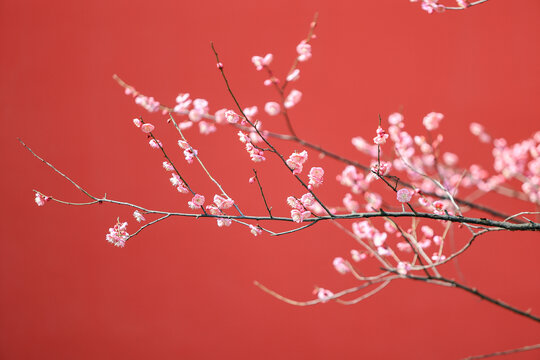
[111,75,523,223]
[253,275,399,306]
[167,112,243,216]
[23,143,540,232]
[211,42,334,217]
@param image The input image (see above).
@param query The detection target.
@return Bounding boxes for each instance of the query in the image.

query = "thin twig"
[462,343,540,360]
[445,0,490,10]
[252,169,272,218]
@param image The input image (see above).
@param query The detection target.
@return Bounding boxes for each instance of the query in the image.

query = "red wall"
[1,1,539,359]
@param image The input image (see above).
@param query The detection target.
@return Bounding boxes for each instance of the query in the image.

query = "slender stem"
[462,343,540,360]
[445,0,490,10]
[252,169,273,218]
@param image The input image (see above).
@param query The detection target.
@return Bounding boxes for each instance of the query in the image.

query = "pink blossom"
[308,167,324,188]
[188,194,205,209]
[176,93,190,104]
[178,121,193,130]
[206,205,220,215]
[431,253,447,262]
[134,95,160,112]
[421,225,434,238]
[432,200,446,215]
[396,188,413,203]
[183,148,198,164]
[370,161,392,179]
[237,131,250,143]
[175,182,188,193]
[300,193,315,207]
[286,150,308,175]
[34,193,48,206]
[373,126,389,145]
[141,123,155,133]
[384,221,396,233]
[214,195,234,210]
[106,220,129,248]
[373,232,387,247]
[251,53,273,71]
[249,225,262,236]
[365,192,382,211]
[397,262,411,276]
[291,209,311,223]
[264,102,281,116]
[418,196,429,207]
[377,247,391,256]
[343,193,359,213]
[352,136,379,157]
[243,106,258,118]
[352,221,375,239]
[170,173,182,187]
[287,196,303,210]
[193,98,208,111]
[470,122,485,136]
[286,69,300,82]
[216,62,223,69]
[217,218,232,227]
[433,235,442,246]
[199,121,216,135]
[337,166,369,193]
[163,161,174,171]
[189,108,203,122]
[419,239,432,248]
[133,210,145,223]
[316,288,334,302]
[443,152,459,166]
[149,139,162,149]
[397,242,412,252]
[351,250,367,262]
[333,257,350,274]
[225,110,240,124]
[388,112,404,127]
[214,109,228,124]
[422,112,444,131]
[133,118,142,127]
[296,40,312,62]
[284,89,302,109]
[456,0,469,8]
[245,142,266,162]
[420,0,445,13]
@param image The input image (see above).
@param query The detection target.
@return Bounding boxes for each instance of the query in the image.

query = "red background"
[1,1,539,359]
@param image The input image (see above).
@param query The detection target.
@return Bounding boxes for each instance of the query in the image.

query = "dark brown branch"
[252,169,273,218]
[392,271,540,324]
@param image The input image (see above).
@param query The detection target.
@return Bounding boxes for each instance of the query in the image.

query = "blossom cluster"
[105,220,129,248]
[410,0,469,13]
